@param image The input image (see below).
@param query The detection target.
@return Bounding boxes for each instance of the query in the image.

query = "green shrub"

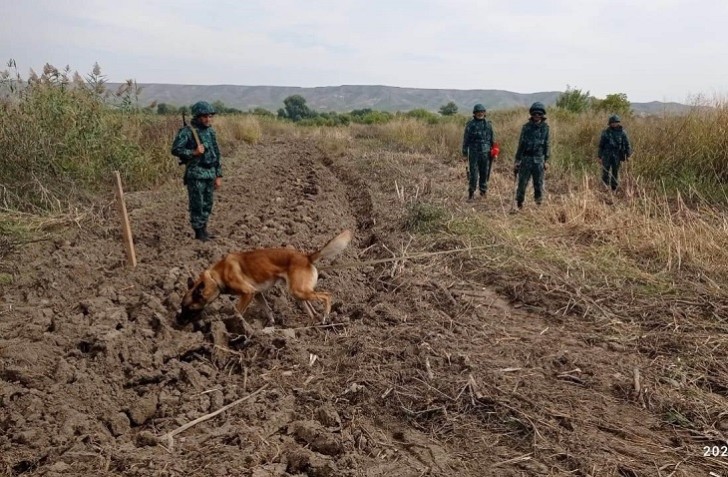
[403,108,440,124]
[404,201,447,233]
[0,63,177,212]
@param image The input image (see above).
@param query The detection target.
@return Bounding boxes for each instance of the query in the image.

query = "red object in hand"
[490,142,500,158]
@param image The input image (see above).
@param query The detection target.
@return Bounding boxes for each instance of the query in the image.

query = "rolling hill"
[112,83,690,114]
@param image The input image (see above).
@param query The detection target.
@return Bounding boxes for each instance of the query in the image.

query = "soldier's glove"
[513,162,520,175]
[543,162,548,171]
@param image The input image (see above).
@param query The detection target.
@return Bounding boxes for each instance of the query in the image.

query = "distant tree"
[299,111,351,127]
[439,101,458,116]
[405,108,440,124]
[350,108,373,117]
[349,109,392,124]
[593,93,632,116]
[556,85,592,113]
[280,95,314,121]
[250,107,274,117]
[208,100,241,114]
[157,103,177,115]
[211,100,227,114]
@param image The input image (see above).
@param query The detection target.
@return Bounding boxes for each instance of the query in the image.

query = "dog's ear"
[187,276,195,289]
[203,270,213,281]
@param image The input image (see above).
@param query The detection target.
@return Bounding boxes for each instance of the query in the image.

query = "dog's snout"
[176,307,198,325]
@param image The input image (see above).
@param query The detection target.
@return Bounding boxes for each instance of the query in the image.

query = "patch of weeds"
[404,201,447,233]
[0,219,24,260]
[0,219,30,240]
[663,408,695,429]
[447,217,486,238]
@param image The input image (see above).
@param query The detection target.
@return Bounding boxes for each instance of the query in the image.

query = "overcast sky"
[2,0,726,103]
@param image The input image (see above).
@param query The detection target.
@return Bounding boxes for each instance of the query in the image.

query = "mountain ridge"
[116,83,691,114]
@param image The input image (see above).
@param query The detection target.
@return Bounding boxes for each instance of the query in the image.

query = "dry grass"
[301,113,728,454]
[214,115,263,146]
[309,126,353,157]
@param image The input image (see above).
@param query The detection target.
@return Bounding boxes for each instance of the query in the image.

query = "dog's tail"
[309,230,352,263]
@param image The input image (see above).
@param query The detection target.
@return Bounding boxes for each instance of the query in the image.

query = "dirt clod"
[288,420,343,456]
[106,411,131,437]
[315,403,342,430]
[128,393,159,426]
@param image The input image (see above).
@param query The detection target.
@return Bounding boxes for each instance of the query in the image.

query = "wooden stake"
[114,171,137,268]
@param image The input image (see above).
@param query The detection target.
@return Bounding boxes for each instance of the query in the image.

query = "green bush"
[404,201,447,233]
[556,86,592,113]
[0,63,177,212]
[593,93,632,116]
[352,110,393,125]
[403,108,440,124]
[439,102,458,116]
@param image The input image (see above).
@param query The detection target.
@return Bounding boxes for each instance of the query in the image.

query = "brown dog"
[177,230,352,326]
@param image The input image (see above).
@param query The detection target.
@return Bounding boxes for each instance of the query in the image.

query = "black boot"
[203,226,215,240]
[194,227,208,242]
[467,191,475,202]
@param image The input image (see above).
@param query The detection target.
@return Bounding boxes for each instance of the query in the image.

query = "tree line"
[154,88,632,123]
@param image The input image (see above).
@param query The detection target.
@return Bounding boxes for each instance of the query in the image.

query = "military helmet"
[608,114,621,124]
[529,102,546,116]
[472,103,486,113]
[191,101,216,117]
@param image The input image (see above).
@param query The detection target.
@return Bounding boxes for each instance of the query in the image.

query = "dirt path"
[0,137,717,476]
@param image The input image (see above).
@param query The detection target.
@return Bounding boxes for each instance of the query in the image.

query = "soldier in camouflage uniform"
[514,102,550,209]
[462,104,495,201]
[171,101,222,241]
[598,115,632,191]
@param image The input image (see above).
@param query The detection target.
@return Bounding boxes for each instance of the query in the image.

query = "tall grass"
[631,102,728,202]
[0,65,264,213]
[549,100,728,202]
[0,71,176,212]
[214,115,263,146]
[321,101,728,204]
[4,65,728,213]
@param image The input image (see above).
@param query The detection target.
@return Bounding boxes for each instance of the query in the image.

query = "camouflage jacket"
[171,119,222,180]
[598,126,632,161]
[515,120,550,162]
[462,118,494,155]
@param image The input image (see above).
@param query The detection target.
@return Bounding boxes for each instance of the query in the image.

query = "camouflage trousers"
[601,157,621,191]
[468,149,492,195]
[516,157,545,206]
[187,179,215,230]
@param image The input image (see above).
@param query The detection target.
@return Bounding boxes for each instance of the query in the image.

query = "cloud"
[1,0,727,102]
